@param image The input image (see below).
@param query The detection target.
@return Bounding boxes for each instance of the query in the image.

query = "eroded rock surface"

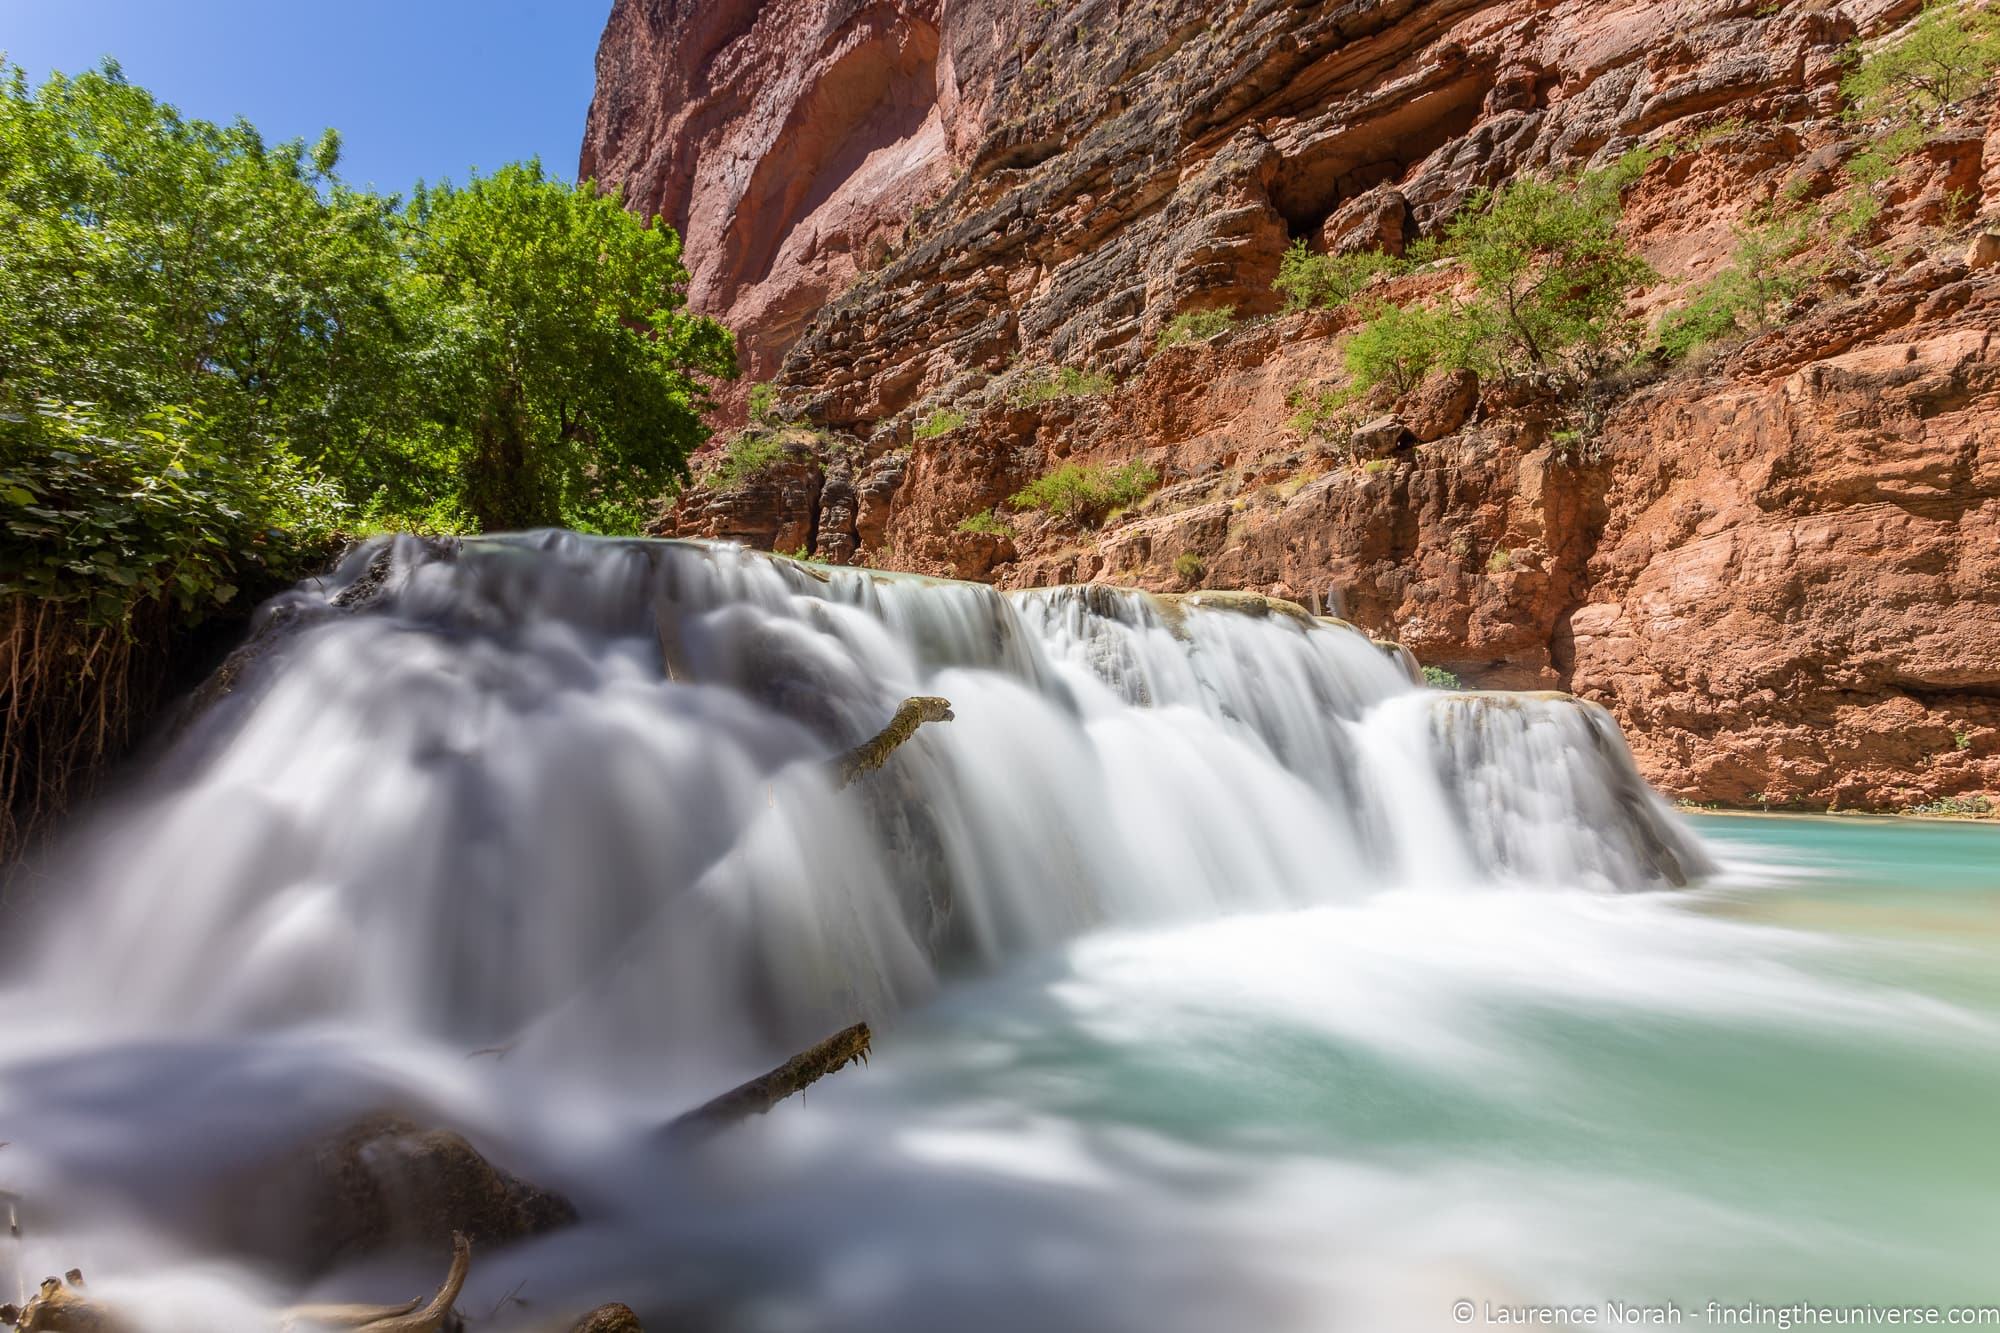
[585,0,2000,810]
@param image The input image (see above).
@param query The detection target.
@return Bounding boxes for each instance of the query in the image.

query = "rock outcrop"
[583,0,2000,811]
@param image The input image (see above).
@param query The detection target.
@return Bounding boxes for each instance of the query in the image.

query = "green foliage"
[1486,548,1513,573]
[1272,243,1404,311]
[1655,207,1815,360]
[1440,170,1655,379]
[1012,364,1117,405]
[0,60,409,480]
[747,382,783,426]
[1,402,343,628]
[955,507,1011,536]
[713,431,790,488]
[915,408,968,439]
[1157,307,1236,350]
[1843,0,2000,117]
[1173,551,1205,584]
[1009,459,1158,525]
[0,59,738,644]
[1954,730,1974,751]
[1421,665,1463,690]
[1343,302,1471,395]
[1286,383,1359,436]
[402,162,737,532]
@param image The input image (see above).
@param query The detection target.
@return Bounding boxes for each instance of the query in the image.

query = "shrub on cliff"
[1441,172,1655,380]
[1344,302,1474,395]
[1273,244,1406,311]
[1009,460,1158,525]
[1012,365,1117,405]
[1337,160,1655,396]
[915,408,968,438]
[1157,308,1236,350]
[1843,0,2000,116]
[1655,207,1815,360]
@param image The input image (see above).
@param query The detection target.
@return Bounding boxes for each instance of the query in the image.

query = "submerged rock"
[218,1115,576,1278]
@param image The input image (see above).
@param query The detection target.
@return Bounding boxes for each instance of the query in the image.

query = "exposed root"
[280,1232,470,1332]
[830,697,953,789]
[665,1022,873,1141]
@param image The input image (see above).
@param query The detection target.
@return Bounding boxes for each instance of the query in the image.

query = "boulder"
[1350,415,1413,459]
[218,1115,577,1279]
[569,1306,645,1333]
[1319,187,1410,257]
[1399,369,1479,443]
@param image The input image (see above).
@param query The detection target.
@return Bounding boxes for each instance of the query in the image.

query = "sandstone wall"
[582,0,2000,811]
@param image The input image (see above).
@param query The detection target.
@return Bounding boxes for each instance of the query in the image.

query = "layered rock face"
[582,0,2000,811]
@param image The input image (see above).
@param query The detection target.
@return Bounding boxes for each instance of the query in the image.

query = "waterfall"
[24,531,1708,1073]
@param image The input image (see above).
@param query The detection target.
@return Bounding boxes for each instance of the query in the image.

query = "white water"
[0,530,1833,1330]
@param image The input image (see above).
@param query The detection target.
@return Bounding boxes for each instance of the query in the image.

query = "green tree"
[1442,173,1654,379]
[1843,0,2000,116]
[0,60,408,474]
[400,163,737,532]
[1344,301,1472,394]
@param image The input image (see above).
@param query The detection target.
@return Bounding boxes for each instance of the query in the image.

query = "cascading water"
[27,532,1705,1058]
[12,529,1889,1332]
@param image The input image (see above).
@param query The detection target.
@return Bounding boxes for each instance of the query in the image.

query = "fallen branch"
[280,1232,469,1332]
[829,697,952,789]
[665,1023,872,1141]
[2,1269,130,1332]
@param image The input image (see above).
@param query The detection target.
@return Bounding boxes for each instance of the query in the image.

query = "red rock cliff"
[582,0,2000,812]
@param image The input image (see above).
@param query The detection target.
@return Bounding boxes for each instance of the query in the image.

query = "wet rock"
[219,1115,577,1279]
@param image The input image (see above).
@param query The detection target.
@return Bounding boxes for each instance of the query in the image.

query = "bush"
[1013,364,1117,405]
[1422,665,1463,690]
[1843,0,2000,117]
[1442,170,1655,380]
[748,382,783,426]
[955,508,1010,536]
[1173,551,1205,584]
[1344,301,1472,395]
[915,408,968,439]
[2,402,344,628]
[1009,460,1158,525]
[1273,243,1405,311]
[1157,307,1236,350]
[713,431,790,488]
[1286,383,1359,437]
[1655,207,1815,360]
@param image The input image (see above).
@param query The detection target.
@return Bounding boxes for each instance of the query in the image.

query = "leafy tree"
[1344,302,1471,394]
[1843,0,2000,116]
[0,60,408,475]
[1442,173,1654,379]
[400,162,736,532]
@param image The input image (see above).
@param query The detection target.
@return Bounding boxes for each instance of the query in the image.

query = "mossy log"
[665,1022,872,1141]
[829,697,953,789]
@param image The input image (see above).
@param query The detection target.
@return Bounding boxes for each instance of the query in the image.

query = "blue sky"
[0,0,611,193]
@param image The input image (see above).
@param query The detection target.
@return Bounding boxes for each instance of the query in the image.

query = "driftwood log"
[665,1022,872,1141]
[829,697,952,789]
[279,1231,469,1332]
[2,1270,130,1333]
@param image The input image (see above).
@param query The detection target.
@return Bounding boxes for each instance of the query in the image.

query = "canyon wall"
[582,0,2000,811]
